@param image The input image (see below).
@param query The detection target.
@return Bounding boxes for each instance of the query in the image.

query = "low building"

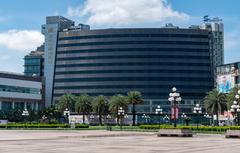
[216,61,240,93]
[0,72,43,111]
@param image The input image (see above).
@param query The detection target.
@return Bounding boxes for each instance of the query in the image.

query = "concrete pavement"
[0,130,239,153]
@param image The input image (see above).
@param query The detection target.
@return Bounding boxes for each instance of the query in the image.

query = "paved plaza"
[0,130,239,153]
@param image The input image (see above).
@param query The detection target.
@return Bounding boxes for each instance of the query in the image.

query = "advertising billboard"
[217,74,235,93]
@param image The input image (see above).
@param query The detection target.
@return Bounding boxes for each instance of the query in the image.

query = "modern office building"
[24,44,44,77]
[41,16,75,107]
[41,16,214,113]
[0,72,43,111]
[201,16,224,78]
[216,61,240,93]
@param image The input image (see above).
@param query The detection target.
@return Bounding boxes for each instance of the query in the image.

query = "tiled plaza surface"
[0,130,239,153]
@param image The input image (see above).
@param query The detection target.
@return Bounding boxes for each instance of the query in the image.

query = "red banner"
[171,105,179,119]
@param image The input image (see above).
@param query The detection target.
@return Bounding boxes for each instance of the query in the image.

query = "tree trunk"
[117,116,120,126]
[216,113,219,126]
[99,114,102,125]
[83,112,85,124]
[132,104,136,126]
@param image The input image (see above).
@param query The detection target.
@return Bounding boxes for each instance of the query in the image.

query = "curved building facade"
[50,27,213,113]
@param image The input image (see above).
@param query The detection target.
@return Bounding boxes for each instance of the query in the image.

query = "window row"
[55,62,211,68]
[0,85,41,94]
[54,77,213,82]
[58,33,208,41]
[57,41,209,47]
[54,85,213,90]
[57,48,210,54]
[55,69,211,75]
[56,54,210,61]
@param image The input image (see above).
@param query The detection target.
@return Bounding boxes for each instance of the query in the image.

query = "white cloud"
[0,29,44,52]
[0,55,9,60]
[67,0,190,26]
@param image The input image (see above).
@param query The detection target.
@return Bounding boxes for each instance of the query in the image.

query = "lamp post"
[204,113,212,126]
[163,115,170,124]
[63,108,70,124]
[168,87,182,127]
[90,114,95,125]
[180,113,187,126]
[230,100,240,126]
[193,104,202,129]
[124,114,129,125]
[142,114,149,124]
[155,105,163,129]
[22,108,29,123]
[118,107,125,130]
[106,114,112,131]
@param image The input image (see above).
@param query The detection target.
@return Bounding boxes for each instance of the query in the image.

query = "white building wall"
[0,92,42,100]
[0,78,41,89]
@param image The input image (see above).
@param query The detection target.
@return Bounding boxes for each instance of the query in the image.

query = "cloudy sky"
[0,0,239,73]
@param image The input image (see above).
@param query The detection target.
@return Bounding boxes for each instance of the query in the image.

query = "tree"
[109,94,128,125]
[55,93,76,112]
[93,95,109,125]
[204,89,227,126]
[41,106,62,123]
[75,94,93,124]
[127,91,144,126]
[226,86,240,109]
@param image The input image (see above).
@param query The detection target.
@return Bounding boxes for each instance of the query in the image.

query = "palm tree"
[204,89,227,126]
[109,94,128,125]
[75,94,93,124]
[93,95,109,125]
[127,91,144,126]
[55,93,76,112]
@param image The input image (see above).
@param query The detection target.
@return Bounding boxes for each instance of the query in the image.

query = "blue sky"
[0,0,239,73]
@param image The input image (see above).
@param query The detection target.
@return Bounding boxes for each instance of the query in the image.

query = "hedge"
[139,125,240,132]
[0,123,89,129]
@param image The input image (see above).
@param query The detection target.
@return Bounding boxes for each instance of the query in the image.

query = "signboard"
[69,115,89,124]
[0,120,8,124]
[217,74,235,93]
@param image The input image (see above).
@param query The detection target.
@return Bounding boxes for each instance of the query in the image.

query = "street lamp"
[106,114,112,131]
[22,108,29,123]
[204,113,212,126]
[118,107,125,130]
[230,100,240,126]
[63,108,70,124]
[155,105,163,129]
[163,115,170,124]
[124,114,129,125]
[180,113,187,126]
[142,114,150,124]
[193,104,202,129]
[168,87,182,127]
[90,114,95,125]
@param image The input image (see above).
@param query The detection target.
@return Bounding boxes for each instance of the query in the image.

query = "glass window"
[0,85,41,94]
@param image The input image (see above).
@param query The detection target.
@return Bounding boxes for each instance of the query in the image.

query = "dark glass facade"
[53,28,214,113]
[24,49,44,77]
